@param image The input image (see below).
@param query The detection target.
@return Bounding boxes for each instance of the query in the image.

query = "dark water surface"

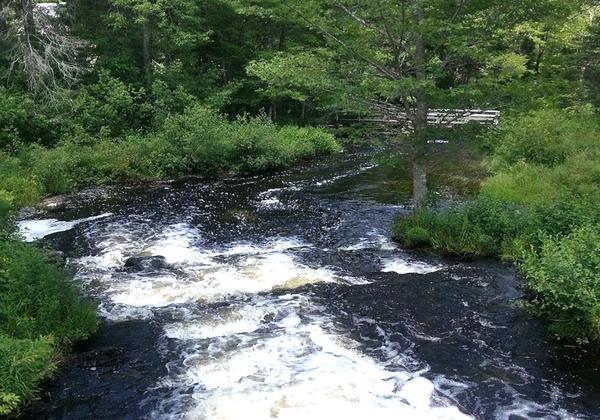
[22,147,600,419]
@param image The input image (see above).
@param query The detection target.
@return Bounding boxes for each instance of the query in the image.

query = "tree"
[246,49,341,121]
[0,1,88,93]
[582,11,600,106]
[269,0,588,208]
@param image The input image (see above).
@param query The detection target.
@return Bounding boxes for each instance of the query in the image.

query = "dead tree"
[3,0,88,93]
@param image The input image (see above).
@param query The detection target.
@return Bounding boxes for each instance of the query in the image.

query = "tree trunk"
[66,0,77,24]
[20,0,35,37]
[278,22,287,51]
[0,12,7,37]
[412,0,428,210]
[270,98,277,121]
[534,33,548,79]
[142,19,152,91]
[301,101,306,122]
[412,156,427,207]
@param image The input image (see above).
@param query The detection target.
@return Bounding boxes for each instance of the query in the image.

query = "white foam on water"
[214,237,307,256]
[314,164,378,187]
[98,302,155,322]
[496,398,578,420]
[162,299,471,420]
[258,196,282,208]
[164,301,275,340]
[65,219,472,419]
[381,257,443,275]
[144,223,209,265]
[71,222,352,320]
[340,232,399,251]
[108,275,208,308]
[18,213,112,241]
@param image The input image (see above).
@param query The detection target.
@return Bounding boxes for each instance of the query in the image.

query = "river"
[20,146,600,419]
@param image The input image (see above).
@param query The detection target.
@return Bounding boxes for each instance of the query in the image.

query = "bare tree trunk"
[271,98,277,121]
[10,0,87,92]
[412,157,427,208]
[278,22,286,51]
[412,0,428,209]
[20,0,35,34]
[301,101,306,122]
[66,0,77,24]
[0,9,7,37]
[142,19,152,91]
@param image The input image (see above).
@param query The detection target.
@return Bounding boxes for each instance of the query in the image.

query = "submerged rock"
[123,255,169,272]
[77,346,125,370]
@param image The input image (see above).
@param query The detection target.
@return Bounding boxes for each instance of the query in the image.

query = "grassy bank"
[0,227,98,415]
[393,108,600,343]
[0,105,339,209]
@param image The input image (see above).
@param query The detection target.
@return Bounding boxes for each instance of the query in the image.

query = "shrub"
[0,336,55,415]
[0,232,98,415]
[401,226,432,248]
[522,225,600,342]
[394,110,600,342]
[0,238,98,342]
[0,154,44,207]
[0,104,339,205]
[488,108,598,169]
[0,88,56,148]
[393,207,494,258]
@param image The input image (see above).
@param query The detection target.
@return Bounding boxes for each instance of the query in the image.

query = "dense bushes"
[0,105,339,208]
[394,109,600,342]
[0,336,55,415]
[489,108,598,169]
[523,225,600,342]
[0,234,98,415]
[392,198,533,258]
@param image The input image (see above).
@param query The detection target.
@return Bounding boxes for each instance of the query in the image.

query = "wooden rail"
[338,109,500,127]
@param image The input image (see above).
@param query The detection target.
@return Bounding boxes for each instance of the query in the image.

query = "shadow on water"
[22,143,600,419]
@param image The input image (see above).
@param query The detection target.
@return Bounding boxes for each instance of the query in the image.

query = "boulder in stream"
[40,195,68,210]
[123,256,169,272]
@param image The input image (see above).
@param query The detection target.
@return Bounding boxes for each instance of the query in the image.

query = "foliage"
[0,0,597,406]
[0,238,98,342]
[487,108,599,169]
[522,225,600,342]
[393,198,532,258]
[0,335,55,415]
[394,110,600,342]
[0,106,339,202]
[0,231,98,415]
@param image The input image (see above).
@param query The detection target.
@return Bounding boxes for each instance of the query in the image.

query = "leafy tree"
[264,0,591,206]
[246,49,340,121]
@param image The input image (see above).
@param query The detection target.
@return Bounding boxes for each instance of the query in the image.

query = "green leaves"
[246,50,337,104]
[522,225,600,342]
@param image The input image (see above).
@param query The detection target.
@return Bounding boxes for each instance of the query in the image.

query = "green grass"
[0,232,98,415]
[394,109,600,342]
[0,105,339,208]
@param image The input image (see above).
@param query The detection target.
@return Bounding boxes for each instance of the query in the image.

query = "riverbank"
[0,113,339,416]
[0,106,339,211]
[393,108,600,343]
[19,146,600,419]
[0,234,98,416]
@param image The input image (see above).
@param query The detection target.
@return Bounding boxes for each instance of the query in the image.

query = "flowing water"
[21,146,600,419]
